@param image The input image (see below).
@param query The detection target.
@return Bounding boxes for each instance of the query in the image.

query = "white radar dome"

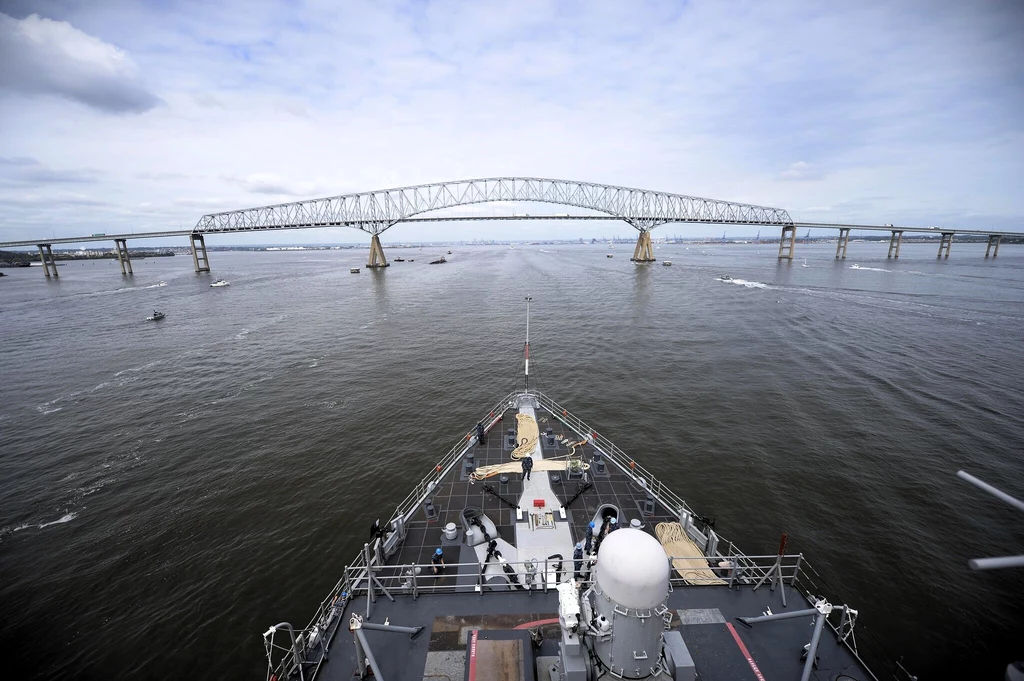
[594,528,670,610]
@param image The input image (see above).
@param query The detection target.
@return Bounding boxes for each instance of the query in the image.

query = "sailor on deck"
[431,548,445,575]
[584,521,595,553]
[573,542,584,581]
[521,454,533,481]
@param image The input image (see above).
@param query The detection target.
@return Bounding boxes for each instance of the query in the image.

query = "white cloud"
[0,12,161,113]
[0,1,1022,244]
[778,162,825,182]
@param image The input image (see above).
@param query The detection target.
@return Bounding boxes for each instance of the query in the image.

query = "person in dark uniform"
[521,454,533,481]
[573,542,584,582]
[431,548,445,575]
[585,521,595,553]
[608,517,619,533]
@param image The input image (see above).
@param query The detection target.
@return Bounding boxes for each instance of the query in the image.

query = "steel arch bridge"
[192,177,793,266]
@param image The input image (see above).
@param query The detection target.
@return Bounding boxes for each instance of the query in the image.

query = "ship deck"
[275,394,877,681]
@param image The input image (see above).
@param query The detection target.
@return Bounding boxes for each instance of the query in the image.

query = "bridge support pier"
[37,244,58,278]
[937,232,954,259]
[630,230,655,262]
[778,226,796,260]
[367,234,389,268]
[190,233,210,272]
[114,239,133,275]
[835,228,850,259]
[887,230,904,259]
[986,235,1002,258]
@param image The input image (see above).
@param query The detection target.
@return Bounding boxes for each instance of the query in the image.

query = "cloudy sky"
[1,0,1022,245]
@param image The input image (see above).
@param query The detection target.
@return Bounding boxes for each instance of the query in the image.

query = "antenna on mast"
[524,296,532,390]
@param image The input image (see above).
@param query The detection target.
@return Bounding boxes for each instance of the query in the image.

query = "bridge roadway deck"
[2,217,1022,249]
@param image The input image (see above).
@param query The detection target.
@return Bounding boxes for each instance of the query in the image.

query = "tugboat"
[261,299,906,681]
[146,310,165,321]
[429,256,447,265]
[210,279,230,287]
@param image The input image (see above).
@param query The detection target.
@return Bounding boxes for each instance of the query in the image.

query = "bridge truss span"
[193,177,794,235]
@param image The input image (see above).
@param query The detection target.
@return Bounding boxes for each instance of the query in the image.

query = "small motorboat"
[447,250,452,255]
[719,275,732,281]
[350,267,360,273]
[429,256,447,265]
[606,254,613,258]
[408,259,415,262]
[662,261,672,266]
[147,310,165,321]
[394,257,405,262]
[210,279,230,287]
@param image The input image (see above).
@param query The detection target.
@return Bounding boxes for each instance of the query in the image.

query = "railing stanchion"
[792,553,803,586]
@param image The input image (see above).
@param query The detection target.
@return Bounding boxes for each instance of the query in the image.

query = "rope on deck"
[510,413,539,460]
[655,522,727,586]
[469,459,590,482]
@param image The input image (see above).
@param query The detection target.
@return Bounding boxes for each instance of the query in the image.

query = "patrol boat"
[263,300,915,681]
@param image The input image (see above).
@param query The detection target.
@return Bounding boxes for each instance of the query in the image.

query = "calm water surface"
[1,242,1022,679]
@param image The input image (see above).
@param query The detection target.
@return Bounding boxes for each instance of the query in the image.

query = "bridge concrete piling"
[37,244,58,278]
[887,230,904,259]
[114,239,133,275]
[835,228,850,259]
[366,234,389,268]
[938,232,954,259]
[986,235,1002,258]
[190,233,210,272]
[778,226,796,260]
[630,230,656,262]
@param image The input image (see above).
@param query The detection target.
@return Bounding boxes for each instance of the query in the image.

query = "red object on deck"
[533,499,545,508]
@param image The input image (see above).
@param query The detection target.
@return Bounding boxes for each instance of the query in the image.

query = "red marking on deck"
[513,617,559,630]
[468,629,478,681]
[533,499,545,508]
[725,622,766,681]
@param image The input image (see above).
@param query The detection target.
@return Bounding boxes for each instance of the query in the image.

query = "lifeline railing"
[266,389,915,681]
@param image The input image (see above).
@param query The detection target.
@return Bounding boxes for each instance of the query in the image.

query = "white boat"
[350,268,360,273]
[210,279,230,287]
[802,258,809,268]
[662,261,672,266]
[146,310,165,321]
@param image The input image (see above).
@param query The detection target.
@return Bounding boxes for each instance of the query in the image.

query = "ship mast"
[524,296,531,390]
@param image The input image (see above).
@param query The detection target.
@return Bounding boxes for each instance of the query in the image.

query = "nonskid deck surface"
[395,402,681,574]
[319,587,866,681]
[297,398,874,681]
